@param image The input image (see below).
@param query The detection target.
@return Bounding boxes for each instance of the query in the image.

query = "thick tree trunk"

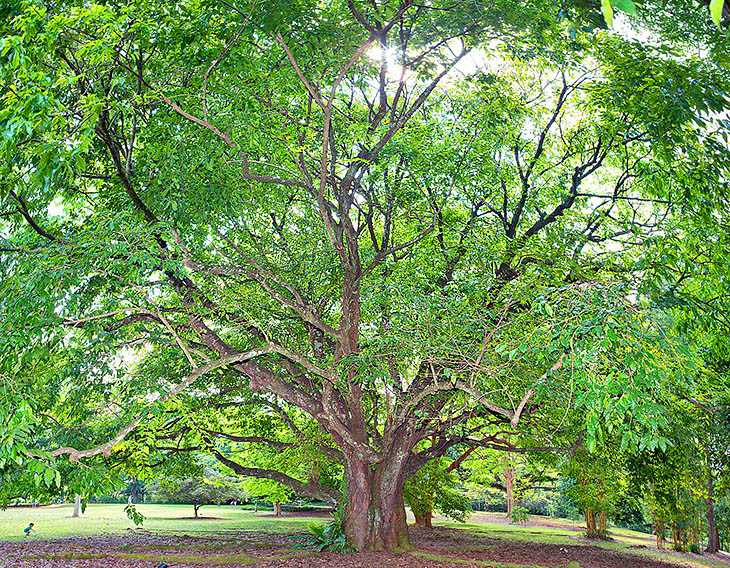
[706,475,720,553]
[273,501,282,516]
[72,495,81,518]
[413,509,433,528]
[343,457,411,551]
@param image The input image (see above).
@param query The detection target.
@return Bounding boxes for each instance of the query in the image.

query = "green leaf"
[601,0,614,27]
[613,0,636,15]
[709,0,723,27]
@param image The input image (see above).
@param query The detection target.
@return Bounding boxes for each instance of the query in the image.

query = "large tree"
[1,0,729,550]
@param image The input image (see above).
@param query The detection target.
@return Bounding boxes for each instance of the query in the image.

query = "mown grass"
[0,503,315,541]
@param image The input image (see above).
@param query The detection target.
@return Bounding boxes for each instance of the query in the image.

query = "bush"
[293,508,353,552]
[524,492,553,516]
[510,506,530,525]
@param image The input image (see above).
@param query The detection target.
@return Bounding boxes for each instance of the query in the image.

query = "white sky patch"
[48,197,64,217]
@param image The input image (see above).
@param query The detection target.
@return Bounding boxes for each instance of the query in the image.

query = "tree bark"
[413,508,433,528]
[504,465,515,517]
[194,503,200,518]
[598,510,607,538]
[655,517,665,549]
[72,495,81,518]
[343,456,411,551]
[706,475,720,553]
[585,509,598,538]
[273,501,282,516]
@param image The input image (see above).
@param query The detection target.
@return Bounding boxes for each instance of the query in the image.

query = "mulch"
[423,542,687,568]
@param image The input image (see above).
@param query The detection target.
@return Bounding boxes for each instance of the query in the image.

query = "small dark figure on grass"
[23,523,35,536]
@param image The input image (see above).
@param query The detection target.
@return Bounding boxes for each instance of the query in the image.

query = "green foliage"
[293,508,353,553]
[510,506,530,525]
[157,469,247,508]
[124,503,145,526]
[404,459,471,523]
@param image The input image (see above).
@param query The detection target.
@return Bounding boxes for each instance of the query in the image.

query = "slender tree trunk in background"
[273,501,282,516]
[703,461,720,552]
[193,503,200,518]
[130,478,141,504]
[504,465,515,517]
[413,509,433,528]
[72,495,81,518]
[598,510,607,538]
[655,518,665,549]
[412,447,473,530]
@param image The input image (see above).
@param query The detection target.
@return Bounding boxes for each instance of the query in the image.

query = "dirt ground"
[1,526,728,568]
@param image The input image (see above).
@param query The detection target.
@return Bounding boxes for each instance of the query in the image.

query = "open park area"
[2,504,730,568]
[2,0,730,566]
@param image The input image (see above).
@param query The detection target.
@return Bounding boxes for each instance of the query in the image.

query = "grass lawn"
[0,503,315,540]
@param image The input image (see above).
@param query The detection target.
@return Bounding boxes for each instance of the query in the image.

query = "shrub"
[293,508,353,552]
[510,506,530,525]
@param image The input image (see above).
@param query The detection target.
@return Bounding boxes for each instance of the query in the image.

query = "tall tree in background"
[1,0,729,550]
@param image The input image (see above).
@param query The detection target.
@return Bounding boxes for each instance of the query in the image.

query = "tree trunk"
[504,465,515,517]
[585,509,598,538]
[655,518,665,549]
[343,456,411,551]
[193,503,200,518]
[413,508,433,528]
[72,495,81,518]
[598,510,607,538]
[273,501,282,516]
[706,475,720,553]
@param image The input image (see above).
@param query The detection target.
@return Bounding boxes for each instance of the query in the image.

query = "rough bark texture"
[344,457,411,551]
[274,501,282,517]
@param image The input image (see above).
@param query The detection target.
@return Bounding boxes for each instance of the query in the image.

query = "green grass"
[0,503,317,541]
